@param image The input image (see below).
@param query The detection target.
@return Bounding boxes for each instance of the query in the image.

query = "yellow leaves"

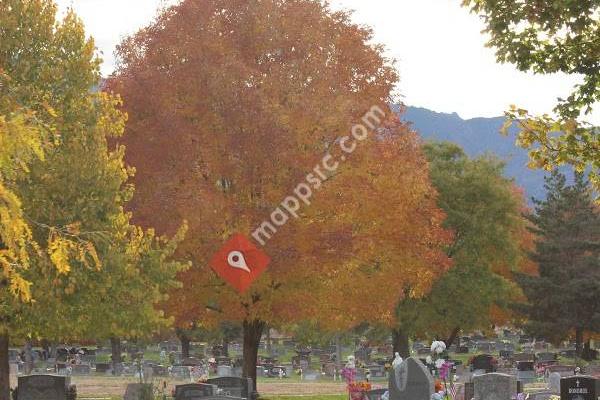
[47,228,102,275]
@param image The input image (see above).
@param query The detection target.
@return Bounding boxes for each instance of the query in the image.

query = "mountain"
[397,105,558,202]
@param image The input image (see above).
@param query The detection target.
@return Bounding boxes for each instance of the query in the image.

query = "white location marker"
[227,250,251,273]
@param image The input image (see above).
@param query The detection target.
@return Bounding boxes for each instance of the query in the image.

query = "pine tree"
[516,171,600,357]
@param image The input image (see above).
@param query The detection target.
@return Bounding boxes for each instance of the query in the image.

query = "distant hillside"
[397,105,558,202]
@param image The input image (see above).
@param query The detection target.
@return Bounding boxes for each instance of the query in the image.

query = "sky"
[54,0,599,123]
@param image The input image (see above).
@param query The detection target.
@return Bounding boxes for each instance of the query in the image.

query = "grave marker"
[16,375,71,400]
[473,373,517,400]
[388,357,433,400]
[560,376,597,400]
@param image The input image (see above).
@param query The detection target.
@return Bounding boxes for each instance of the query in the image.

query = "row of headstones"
[13,374,253,400]
[389,357,600,400]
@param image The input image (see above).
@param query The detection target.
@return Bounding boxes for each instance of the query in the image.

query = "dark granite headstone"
[17,375,70,400]
[388,357,433,400]
[471,354,496,373]
[95,363,111,373]
[175,383,217,399]
[206,377,253,399]
[560,375,597,400]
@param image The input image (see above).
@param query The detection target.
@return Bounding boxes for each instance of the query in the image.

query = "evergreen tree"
[517,171,600,357]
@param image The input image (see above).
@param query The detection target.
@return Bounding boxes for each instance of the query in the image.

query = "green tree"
[462,0,599,190]
[393,142,526,356]
[516,171,600,357]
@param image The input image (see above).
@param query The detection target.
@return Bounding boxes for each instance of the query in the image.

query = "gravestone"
[206,377,253,399]
[171,365,191,380]
[548,372,561,393]
[537,352,557,363]
[217,365,233,377]
[175,383,217,400]
[464,382,474,400]
[471,354,496,373]
[10,362,19,376]
[516,360,536,383]
[71,364,91,375]
[95,363,111,373]
[560,375,597,400]
[388,357,434,400]
[124,383,153,400]
[513,353,535,362]
[367,364,386,378]
[17,375,71,400]
[499,350,513,360]
[457,346,470,354]
[546,365,576,377]
[473,373,517,400]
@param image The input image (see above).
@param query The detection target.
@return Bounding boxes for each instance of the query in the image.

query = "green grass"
[262,396,347,400]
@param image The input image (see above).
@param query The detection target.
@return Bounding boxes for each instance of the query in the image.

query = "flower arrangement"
[348,381,372,400]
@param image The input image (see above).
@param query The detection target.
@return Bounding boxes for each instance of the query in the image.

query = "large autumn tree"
[108,0,449,389]
[462,0,599,191]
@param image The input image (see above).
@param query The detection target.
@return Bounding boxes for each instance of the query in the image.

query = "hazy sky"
[54,0,598,123]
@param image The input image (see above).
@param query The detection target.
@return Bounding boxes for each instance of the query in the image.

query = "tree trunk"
[335,334,342,370]
[583,338,593,361]
[445,327,460,349]
[222,340,229,357]
[575,327,583,357]
[180,334,190,359]
[23,341,33,375]
[110,337,122,376]
[242,319,265,395]
[0,332,10,400]
[265,326,272,356]
[392,328,410,358]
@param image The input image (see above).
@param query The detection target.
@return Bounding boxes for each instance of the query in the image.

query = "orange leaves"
[110,0,449,331]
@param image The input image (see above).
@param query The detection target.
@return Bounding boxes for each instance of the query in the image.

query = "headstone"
[217,365,233,377]
[17,375,70,400]
[548,372,561,393]
[95,363,111,373]
[71,364,91,375]
[471,354,496,373]
[10,362,19,376]
[388,357,434,400]
[175,383,217,400]
[464,382,474,400]
[367,364,386,378]
[560,375,597,400]
[473,373,517,400]
[206,377,253,399]
[537,352,557,363]
[546,365,576,377]
[499,350,513,360]
[124,383,153,400]
[513,353,535,362]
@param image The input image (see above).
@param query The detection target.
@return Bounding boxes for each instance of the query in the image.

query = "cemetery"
[6,333,600,399]
[0,0,598,400]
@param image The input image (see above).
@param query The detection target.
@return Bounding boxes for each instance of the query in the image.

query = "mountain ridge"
[397,105,556,202]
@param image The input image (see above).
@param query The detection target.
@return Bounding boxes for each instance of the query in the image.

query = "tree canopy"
[463,0,599,191]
